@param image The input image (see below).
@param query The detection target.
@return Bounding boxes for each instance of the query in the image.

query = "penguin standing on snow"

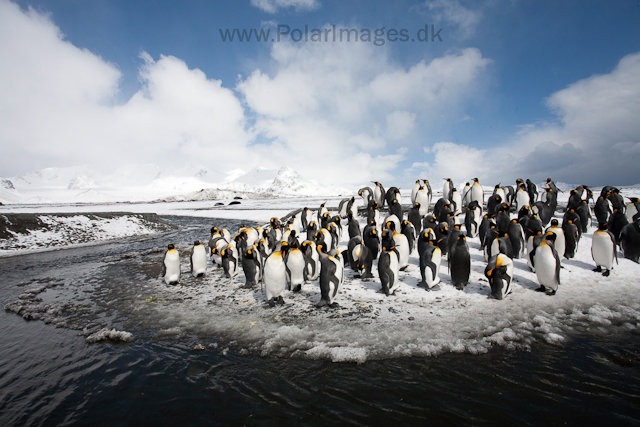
[507,219,525,259]
[372,181,386,208]
[533,232,561,295]
[263,246,287,307]
[285,241,307,292]
[592,223,618,276]
[162,244,181,285]
[379,233,400,296]
[419,239,442,291]
[562,219,580,259]
[347,213,361,240]
[595,194,613,226]
[190,241,208,277]
[545,219,566,260]
[626,198,640,223]
[485,253,514,300]
[449,235,471,290]
[470,178,484,206]
[443,178,454,202]
[220,244,239,280]
[408,202,423,235]
[301,240,320,281]
[316,244,344,307]
[620,221,640,263]
[358,187,373,207]
[363,223,380,259]
[464,200,482,238]
[242,246,261,288]
[415,185,431,216]
[351,241,374,279]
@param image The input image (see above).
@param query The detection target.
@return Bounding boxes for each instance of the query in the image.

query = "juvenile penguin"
[378,234,400,296]
[592,223,618,276]
[449,235,471,290]
[190,240,208,277]
[263,246,287,307]
[620,221,640,263]
[419,239,442,291]
[162,244,181,285]
[533,232,561,295]
[316,244,344,307]
[485,253,514,300]
[285,241,307,292]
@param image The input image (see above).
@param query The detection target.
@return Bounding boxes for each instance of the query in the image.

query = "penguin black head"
[598,223,608,230]
[210,227,218,234]
[550,219,559,227]
[457,235,466,241]
[414,202,420,208]
[473,178,479,183]
[385,221,396,231]
[545,232,557,242]
[194,240,200,246]
[168,244,175,250]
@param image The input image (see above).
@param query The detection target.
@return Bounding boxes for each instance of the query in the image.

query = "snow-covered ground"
[3,181,640,363]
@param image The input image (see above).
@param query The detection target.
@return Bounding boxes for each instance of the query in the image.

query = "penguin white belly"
[416,191,430,216]
[516,191,530,211]
[264,255,286,300]
[451,192,462,215]
[471,184,483,205]
[286,250,306,288]
[626,204,638,223]
[535,245,559,291]
[246,229,259,247]
[388,252,400,294]
[592,231,614,270]
[426,248,442,287]
[191,245,208,276]
[384,215,401,233]
[411,183,420,204]
[548,227,566,259]
[526,236,536,272]
[394,233,410,269]
[164,250,181,284]
[496,188,506,202]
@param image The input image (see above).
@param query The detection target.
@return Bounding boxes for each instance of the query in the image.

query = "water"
[2,216,640,425]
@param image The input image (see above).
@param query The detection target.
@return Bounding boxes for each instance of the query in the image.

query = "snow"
[3,179,640,363]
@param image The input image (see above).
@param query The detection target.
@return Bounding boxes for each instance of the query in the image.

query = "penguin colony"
[161,179,640,307]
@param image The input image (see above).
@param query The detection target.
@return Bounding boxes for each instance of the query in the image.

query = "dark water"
[2,216,640,426]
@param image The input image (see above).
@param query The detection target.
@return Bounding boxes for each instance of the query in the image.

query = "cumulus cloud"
[0,0,252,176]
[0,2,491,188]
[511,51,640,185]
[237,39,491,185]
[250,0,319,14]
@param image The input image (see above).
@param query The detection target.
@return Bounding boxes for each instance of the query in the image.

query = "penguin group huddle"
[162,178,640,307]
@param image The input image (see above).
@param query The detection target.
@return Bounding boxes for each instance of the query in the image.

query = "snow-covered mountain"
[0,164,352,204]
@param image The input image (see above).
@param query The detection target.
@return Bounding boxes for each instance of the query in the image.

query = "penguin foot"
[546,290,556,296]
[602,270,610,277]
[316,299,329,308]
[329,302,340,309]
[455,284,466,291]
[593,266,602,272]
[400,266,409,271]
[277,296,285,305]
[268,299,276,308]
[292,285,302,292]
[535,286,546,293]
[428,284,441,292]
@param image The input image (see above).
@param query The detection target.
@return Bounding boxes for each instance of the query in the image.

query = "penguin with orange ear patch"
[485,253,513,299]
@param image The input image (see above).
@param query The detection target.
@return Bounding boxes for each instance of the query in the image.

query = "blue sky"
[2,0,640,187]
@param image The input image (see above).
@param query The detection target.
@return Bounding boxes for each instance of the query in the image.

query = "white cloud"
[237,39,490,186]
[418,0,482,39]
[0,0,252,176]
[250,0,319,14]
[511,51,640,185]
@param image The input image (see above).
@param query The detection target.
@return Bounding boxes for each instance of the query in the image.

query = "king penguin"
[485,253,514,299]
[533,232,561,295]
[419,239,442,291]
[449,235,471,290]
[190,240,208,277]
[264,245,287,307]
[379,233,400,296]
[620,220,640,263]
[545,219,566,260]
[316,244,344,308]
[470,178,484,206]
[592,223,618,276]
[163,244,181,285]
[285,240,307,292]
